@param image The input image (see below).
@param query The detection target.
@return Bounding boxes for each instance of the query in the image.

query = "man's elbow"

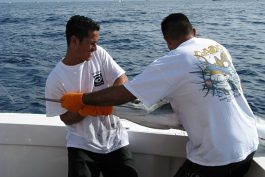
[60,112,81,125]
[113,74,128,86]
[60,117,72,125]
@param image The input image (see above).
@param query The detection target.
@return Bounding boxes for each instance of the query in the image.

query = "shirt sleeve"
[124,54,190,107]
[45,72,67,117]
[100,47,125,85]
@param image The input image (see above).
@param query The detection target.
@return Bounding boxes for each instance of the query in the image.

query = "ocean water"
[0,0,264,118]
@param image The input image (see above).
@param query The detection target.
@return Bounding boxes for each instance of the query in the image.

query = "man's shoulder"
[46,62,63,82]
[49,61,62,73]
[196,37,221,46]
[92,45,114,64]
[95,45,107,54]
[92,45,110,59]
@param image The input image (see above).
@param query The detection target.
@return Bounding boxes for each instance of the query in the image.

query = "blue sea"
[0,0,264,119]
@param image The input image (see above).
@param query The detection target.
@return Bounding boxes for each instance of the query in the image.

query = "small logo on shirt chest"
[93,72,104,87]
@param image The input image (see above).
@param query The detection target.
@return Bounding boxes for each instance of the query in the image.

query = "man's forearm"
[60,111,85,125]
[83,85,136,106]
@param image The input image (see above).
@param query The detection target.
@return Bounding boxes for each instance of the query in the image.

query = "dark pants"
[174,151,255,177]
[68,146,138,177]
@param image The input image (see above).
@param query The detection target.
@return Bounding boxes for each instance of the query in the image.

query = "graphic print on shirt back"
[191,44,242,102]
[93,71,104,87]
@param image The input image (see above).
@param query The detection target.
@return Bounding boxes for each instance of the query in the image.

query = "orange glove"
[61,92,85,112]
[78,105,113,117]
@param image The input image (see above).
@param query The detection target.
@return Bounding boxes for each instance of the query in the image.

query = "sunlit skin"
[63,31,99,66]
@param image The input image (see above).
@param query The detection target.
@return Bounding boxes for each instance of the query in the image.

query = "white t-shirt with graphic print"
[124,37,259,166]
[45,45,129,154]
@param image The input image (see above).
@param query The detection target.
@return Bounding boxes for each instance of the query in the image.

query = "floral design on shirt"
[191,45,242,101]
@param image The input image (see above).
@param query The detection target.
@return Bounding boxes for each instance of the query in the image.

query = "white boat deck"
[0,113,264,177]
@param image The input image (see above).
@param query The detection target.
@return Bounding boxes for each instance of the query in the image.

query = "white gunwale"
[0,113,264,177]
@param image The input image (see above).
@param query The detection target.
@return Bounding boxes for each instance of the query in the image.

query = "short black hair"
[66,15,100,46]
[161,13,193,40]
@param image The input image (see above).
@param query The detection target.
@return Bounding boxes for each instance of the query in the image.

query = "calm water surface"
[0,0,264,118]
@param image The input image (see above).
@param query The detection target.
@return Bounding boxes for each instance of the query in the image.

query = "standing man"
[45,15,138,177]
[60,13,259,177]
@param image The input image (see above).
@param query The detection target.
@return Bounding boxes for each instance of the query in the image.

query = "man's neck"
[172,35,194,50]
[62,52,83,66]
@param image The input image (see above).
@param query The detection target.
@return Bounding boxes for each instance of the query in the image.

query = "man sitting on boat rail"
[60,13,259,177]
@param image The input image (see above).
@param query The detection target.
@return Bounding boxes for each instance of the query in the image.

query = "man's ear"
[193,28,196,37]
[70,35,79,48]
[164,36,176,50]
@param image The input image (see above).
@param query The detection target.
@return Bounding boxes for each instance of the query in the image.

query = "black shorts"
[67,146,138,177]
[174,151,255,177]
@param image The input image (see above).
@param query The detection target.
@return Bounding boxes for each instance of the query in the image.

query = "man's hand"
[78,105,113,117]
[61,92,85,112]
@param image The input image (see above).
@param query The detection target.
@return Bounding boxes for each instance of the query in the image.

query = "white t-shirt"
[124,37,259,166]
[45,45,129,153]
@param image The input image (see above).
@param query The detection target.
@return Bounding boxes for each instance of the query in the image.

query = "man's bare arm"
[60,74,129,124]
[83,85,136,106]
[60,111,86,125]
[82,73,135,106]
